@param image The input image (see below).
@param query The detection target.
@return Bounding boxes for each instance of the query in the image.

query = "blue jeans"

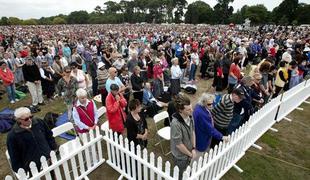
[189,64,197,81]
[228,113,243,134]
[6,84,16,102]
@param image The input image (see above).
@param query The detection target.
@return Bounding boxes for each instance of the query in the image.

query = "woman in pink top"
[228,56,241,93]
[159,52,169,83]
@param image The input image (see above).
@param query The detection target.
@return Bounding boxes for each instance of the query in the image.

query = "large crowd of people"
[1,24,309,177]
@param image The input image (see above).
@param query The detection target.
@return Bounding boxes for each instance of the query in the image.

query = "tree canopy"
[185,1,213,24]
[0,0,309,25]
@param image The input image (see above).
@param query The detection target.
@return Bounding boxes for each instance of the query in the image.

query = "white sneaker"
[15,99,20,102]
[10,100,15,104]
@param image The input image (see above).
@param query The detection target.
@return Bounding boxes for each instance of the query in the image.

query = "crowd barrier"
[6,80,310,180]
[6,127,104,180]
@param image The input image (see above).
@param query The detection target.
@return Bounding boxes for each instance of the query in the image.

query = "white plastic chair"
[52,122,77,138]
[100,121,109,135]
[52,123,87,178]
[153,111,171,155]
[97,106,106,118]
[6,150,26,179]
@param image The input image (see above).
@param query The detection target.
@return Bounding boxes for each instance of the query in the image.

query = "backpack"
[44,112,59,130]
[183,84,197,94]
[16,85,28,93]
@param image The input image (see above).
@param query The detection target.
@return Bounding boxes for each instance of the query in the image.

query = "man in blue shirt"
[105,67,125,93]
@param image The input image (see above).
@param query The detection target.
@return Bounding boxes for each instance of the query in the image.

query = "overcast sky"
[0,0,309,19]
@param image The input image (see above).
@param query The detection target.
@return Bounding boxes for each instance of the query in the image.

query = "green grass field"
[0,78,309,180]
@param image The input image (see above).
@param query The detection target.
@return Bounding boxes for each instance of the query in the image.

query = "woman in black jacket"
[130,66,144,103]
[126,99,148,149]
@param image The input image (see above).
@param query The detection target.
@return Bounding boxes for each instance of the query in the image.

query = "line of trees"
[0,0,309,26]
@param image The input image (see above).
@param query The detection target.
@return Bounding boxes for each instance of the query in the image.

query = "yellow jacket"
[275,67,288,87]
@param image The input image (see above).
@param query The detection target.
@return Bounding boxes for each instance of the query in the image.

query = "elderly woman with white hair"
[192,93,228,161]
[170,57,182,96]
[72,88,99,133]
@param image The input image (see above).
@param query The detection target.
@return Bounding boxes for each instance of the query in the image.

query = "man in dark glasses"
[6,107,57,174]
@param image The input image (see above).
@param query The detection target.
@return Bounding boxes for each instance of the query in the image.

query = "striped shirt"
[211,94,234,129]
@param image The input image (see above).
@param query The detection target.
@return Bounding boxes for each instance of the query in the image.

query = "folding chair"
[100,121,109,131]
[6,150,27,179]
[100,121,109,135]
[97,106,106,118]
[153,111,171,155]
[52,122,77,138]
[52,123,89,179]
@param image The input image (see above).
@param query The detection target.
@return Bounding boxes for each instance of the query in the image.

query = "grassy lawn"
[0,78,309,179]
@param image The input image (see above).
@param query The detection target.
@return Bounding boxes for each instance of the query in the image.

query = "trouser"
[272,86,283,98]
[174,157,191,180]
[189,64,197,81]
[227,113,243,134]
[26,81,44,106]
[228,83,236,93]
[100,88,108,106]
[200,62,208,78]
[5,84,16,102]
[180,69,186,83]
[192,149,208,164]
[67,104,73,123]
[241,56,246,68]
[211,125,228,149]
[223,73,229,89]
[92,77,98,96]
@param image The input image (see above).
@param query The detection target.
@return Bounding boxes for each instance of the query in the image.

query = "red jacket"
[153,64,163,79]
[0,68,14,86]
[105,93,127,133]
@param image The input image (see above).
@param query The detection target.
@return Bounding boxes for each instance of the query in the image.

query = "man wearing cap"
[211,88,244,136]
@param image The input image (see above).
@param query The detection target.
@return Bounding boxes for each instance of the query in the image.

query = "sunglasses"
[65,71,71,73]
[20,115,33,121]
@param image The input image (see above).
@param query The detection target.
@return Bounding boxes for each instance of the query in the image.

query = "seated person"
[143,82,167,117]
[7,107,57,173]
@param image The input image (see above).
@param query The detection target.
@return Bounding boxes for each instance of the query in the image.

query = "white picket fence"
[103,129,179,180]
[5,127,104,180]
[276,79,310,122]
[103,79,310,180]
[6,79,310,180]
